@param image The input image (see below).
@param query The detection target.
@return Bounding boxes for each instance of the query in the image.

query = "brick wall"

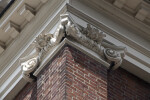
[65,46,107,100]
[14,45,150,100]
[108,68,150,100]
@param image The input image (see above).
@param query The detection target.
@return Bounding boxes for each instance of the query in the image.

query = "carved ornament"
[20,14,127,82]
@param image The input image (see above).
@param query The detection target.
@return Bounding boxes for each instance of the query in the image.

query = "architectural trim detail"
[62,14,126,70]
[18,4,35,22]
[21,14,126,82]
[135,1,150,21]
[113,0,126,9]
[0,1,67,99]
[3,21,20,39]
[103,45,126,70]
[20,18,65,82]
[20,51,40,82]
[20,32,64,82]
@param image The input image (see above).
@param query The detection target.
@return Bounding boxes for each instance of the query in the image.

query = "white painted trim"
[67,4,150,58]
[65,39,110,68]
[0,0,25,27]
[77,0,150,39]
[0,0,67,73]
[0,0,68,99]
[67,5,150,66]
[66,11,150,83]
[34,38,110,76]
[0,0,150,100]
[0,69,27,100]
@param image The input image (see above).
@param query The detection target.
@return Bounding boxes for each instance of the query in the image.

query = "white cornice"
[34,38,110,76]
[77,0,150,42]
[66,5,150,82]
[20,14,126,82]
[0,0,150,100]
[0,0,24,27]
[67,4,150,61]
[0,0,67,73]
[0,0,49,55]
[0,0,68,99]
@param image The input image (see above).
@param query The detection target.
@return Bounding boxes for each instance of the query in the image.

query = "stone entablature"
[1,0,150,99]
[20,14,127,82]
[0,0,48,55]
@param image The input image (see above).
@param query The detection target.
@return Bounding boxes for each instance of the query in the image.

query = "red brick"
[14,46,150,100]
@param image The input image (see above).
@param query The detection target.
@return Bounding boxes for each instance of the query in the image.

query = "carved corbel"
[59,14,106,56]
[20,33,51,82]
[59,14,127,70]
[21,14,127,82]
[102,42,127,70]
[20,52,40,82]
[20,24,65,82]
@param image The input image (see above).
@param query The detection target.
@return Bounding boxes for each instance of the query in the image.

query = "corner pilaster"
[20,14,127,82]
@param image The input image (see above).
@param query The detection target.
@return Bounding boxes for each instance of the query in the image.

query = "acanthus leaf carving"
[60,14,127,70]
[20,24,65,82]
[20,14,127,82]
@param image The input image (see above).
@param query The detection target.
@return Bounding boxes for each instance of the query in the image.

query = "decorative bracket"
[102,42,127,70]
[20,14,127,82]
[60,14,126,70]
[20,18,65,82]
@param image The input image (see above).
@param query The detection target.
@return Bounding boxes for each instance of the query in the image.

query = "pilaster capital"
[20,14,127,82]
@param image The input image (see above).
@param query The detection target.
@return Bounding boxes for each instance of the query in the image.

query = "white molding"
[0,0,24,27]
[77,0,150,42]
[0,67,25,100]
[0,0,150,100]
[63,14,126,70]
[3,22,20,39]
[67,4,150,60]
[66,4,150,58]
[34,38,110,76]
[0,0,67,73]
[23,14,125,81]
[0,0,68,99]
[2,78,27,100]
[66,11,150,83]
[18,4,35,22]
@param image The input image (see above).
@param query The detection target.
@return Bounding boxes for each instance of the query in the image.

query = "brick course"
[108,68,150,100]
[14,45,150,100]
[65,46,107,100]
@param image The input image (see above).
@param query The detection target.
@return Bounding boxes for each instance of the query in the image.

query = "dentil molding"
[20,14,127,82]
